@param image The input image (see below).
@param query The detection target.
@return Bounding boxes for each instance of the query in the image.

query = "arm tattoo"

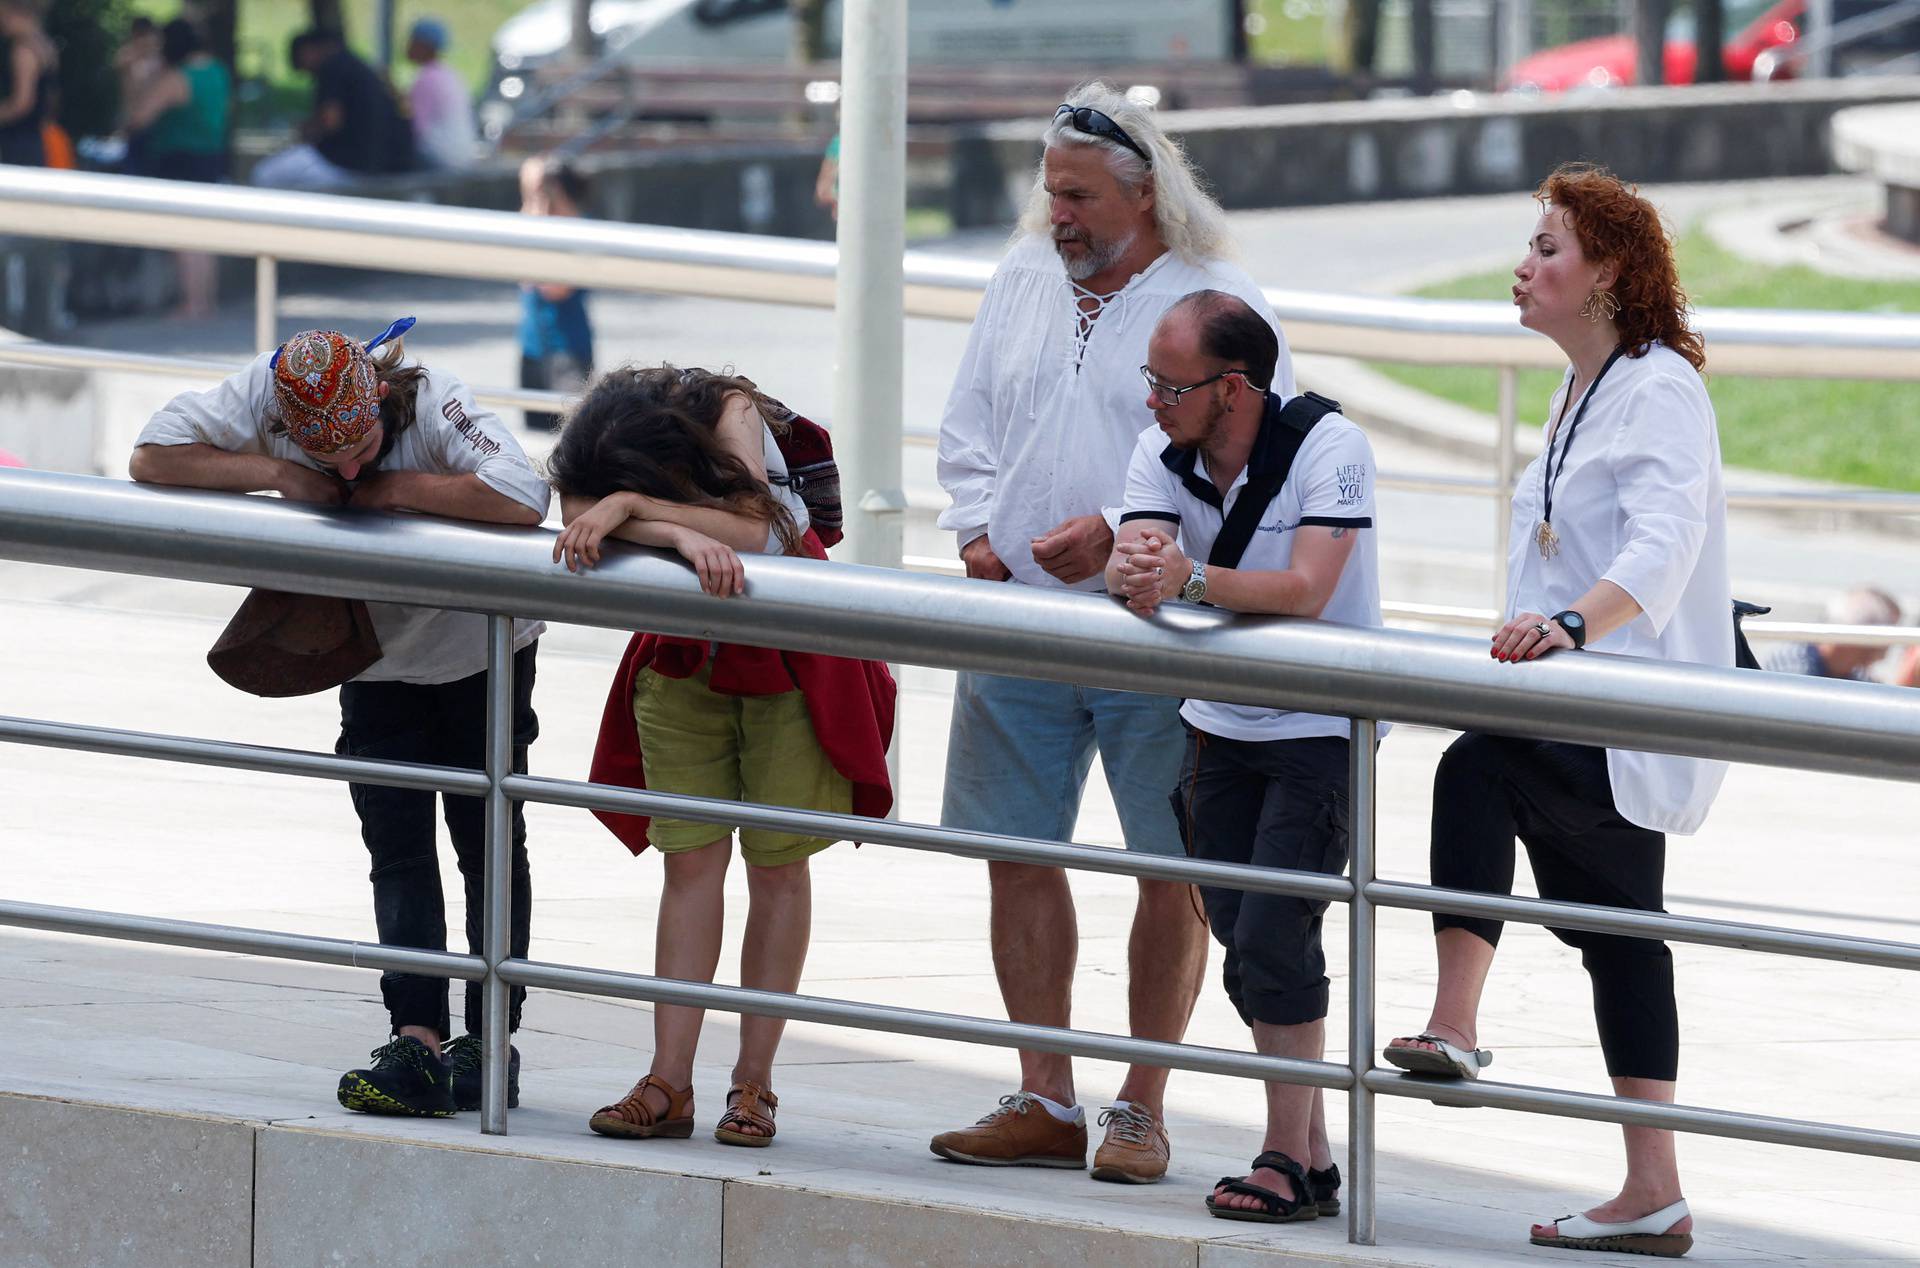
[1331,527,1348,539]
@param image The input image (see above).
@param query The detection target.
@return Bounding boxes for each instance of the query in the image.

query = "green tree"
[791,0,828,63]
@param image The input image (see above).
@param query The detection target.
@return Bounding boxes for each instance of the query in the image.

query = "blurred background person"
[1763,585,1902,681]
[517,155,594,432]
[121,18,230,319]
[0,0,56,168]
[252,28,413,189]
[405,17,475,172]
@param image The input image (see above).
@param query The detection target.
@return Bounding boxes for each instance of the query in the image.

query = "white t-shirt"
[936,234,1294,591]
[135,353,551,684]
[1506,342,1730,835]
[1121,396,1383,742]
[761,419,810,555]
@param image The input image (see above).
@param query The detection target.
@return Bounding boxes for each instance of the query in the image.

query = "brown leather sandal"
[714,1081,778,1148]
[588,1074,694,1140]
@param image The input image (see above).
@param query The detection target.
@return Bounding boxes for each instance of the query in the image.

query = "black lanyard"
[1540,345,1626,534]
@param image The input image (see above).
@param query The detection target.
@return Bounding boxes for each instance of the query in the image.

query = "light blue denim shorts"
[940,671,1186,856]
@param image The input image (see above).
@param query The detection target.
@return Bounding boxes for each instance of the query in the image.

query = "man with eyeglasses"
[1109,290,1382,1223]
[932,83,1292,1186]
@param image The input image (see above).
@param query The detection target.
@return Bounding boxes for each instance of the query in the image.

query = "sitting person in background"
[121,18,230,318]
[252,28,413,189]
[548,365,893,1151]
[0,0,56,168]
[517,156,594,431]
[1763,585,1901,681]
[405,17,476,170]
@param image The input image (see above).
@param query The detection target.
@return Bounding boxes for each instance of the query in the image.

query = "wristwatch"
[1181,561,1209,604]
[1551,609,1587,649]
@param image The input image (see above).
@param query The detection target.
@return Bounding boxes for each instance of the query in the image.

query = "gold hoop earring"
[1580,287,1620,323]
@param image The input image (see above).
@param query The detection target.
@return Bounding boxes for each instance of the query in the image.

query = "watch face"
[1562,613,1584,631]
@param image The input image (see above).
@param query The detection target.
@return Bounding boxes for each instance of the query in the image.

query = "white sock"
[1031,1093,1082,1123]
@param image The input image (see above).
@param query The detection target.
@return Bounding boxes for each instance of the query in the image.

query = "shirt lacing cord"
[1068,279,1128,371]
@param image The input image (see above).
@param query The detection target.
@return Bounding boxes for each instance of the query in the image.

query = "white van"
[492,0,1236,80]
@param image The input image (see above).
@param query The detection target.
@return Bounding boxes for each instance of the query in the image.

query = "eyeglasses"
[1054,104,1154,169]
[1140,365,1245,407]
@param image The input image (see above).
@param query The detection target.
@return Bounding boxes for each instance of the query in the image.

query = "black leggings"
[1431,732,1677,1081]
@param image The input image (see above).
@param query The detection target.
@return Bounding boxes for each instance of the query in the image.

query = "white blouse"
[1505,342,1732,835]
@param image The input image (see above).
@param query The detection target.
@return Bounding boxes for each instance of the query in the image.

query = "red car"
[1502,0,1804,90]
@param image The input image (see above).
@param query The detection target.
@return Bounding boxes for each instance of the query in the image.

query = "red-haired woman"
[1385,164,1731,1259]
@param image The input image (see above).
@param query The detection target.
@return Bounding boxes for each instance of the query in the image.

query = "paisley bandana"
[270,329,382,456]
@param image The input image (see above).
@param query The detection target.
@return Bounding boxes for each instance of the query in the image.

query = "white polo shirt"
[136,353,551,685]
[1121,394,1383,742]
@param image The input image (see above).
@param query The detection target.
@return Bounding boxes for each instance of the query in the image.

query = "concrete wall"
[950,77,1920,227]
[1,1093,1320,1268]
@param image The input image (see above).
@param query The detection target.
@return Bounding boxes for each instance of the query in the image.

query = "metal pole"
[1807,0,1834,76]
[254,255,277,353]
[479,614,514,1135]
[831,0,908,569]
[1493,364,1517,613]
[1347,717,1378,1246]
[1502,0,1533,76]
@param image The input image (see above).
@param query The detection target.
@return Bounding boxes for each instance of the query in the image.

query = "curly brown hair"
[1536,163,1705,372]
[545,364,803,556]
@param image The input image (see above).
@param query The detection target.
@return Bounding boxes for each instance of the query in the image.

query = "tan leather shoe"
[929,1093,1087,1168]
[1090,1103,1170,1184]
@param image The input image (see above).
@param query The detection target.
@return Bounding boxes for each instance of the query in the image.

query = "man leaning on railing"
[1107,291,1385,1226]
[128,320,549,1119]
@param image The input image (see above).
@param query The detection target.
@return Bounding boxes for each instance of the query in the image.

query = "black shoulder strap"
[1207,391,1340,570]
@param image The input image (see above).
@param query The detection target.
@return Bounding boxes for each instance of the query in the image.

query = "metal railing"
[5,469,1920,1248]
[6,167,1920,610]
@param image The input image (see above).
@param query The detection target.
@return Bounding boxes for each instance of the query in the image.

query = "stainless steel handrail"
[7,168,1920,376]
[5,469,1920,1247]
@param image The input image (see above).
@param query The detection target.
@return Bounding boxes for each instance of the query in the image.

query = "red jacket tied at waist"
[586,536,896,853]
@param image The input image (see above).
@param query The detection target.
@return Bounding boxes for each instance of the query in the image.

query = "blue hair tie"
[365,316,417,353]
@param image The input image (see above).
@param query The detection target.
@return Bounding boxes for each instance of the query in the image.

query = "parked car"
[1501,0,1919,91]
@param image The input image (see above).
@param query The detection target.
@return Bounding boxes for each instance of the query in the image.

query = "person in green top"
[123,19,230,319]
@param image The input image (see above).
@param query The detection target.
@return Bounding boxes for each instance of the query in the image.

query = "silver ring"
[1533,621,1553,637]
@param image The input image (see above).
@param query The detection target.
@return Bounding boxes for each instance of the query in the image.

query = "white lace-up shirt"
[937,234,1294,591]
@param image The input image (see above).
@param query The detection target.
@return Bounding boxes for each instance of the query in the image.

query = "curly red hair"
[1536,163,1705,371]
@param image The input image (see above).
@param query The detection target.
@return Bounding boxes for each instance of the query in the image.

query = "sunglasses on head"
[1054,104,1153,169]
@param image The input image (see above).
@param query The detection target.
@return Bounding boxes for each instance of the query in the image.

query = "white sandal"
[1382,1032,1492,1080]
[1531,1198,1692,1258]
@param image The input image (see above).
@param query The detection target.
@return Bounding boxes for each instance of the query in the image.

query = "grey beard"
[1057,229,1135,283]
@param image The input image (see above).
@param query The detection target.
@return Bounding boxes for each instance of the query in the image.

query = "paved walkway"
[4,568,1919,1265]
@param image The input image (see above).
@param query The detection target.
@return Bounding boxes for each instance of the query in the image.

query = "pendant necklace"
[1538,345,1626,559]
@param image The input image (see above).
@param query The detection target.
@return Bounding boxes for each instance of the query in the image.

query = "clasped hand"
[1112,532,1188,615]
[552,493,744,597]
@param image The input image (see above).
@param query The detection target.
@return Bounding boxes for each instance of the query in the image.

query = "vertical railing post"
[1347,715,1378,1246]
[1493,364,1517,612]
[480,614,514,1135]
[832,0,908,570]
[254,255,277,354]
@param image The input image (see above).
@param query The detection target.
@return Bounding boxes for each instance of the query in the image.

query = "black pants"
[1173,729,1350,1027]
[336,643,539,1040]
[1432,732,1677,1081]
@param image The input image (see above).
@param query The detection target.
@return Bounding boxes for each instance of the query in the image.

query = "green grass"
[1371,229,1920,491]
[1245,0,1336,65]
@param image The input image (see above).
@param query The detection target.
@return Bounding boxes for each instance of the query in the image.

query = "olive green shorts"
[631,663,852,867]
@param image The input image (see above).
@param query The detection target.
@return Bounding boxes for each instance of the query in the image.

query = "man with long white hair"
[931,82,1294,1186]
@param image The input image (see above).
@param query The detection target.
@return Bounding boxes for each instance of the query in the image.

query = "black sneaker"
[444,1034,521,1111]
[336,1036,456,1117]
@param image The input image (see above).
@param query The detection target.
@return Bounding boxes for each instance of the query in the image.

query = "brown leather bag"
[206,589,384,697]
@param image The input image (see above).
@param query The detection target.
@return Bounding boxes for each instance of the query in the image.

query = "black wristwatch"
[1551,609,1587,649]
